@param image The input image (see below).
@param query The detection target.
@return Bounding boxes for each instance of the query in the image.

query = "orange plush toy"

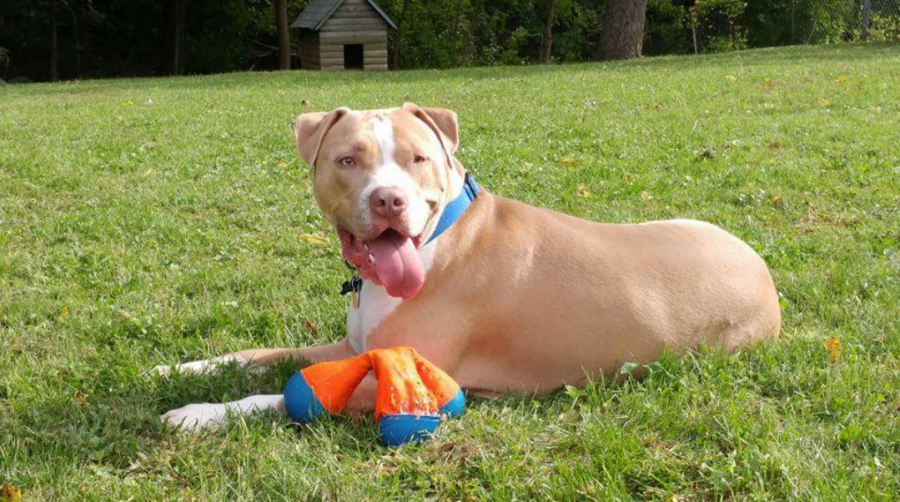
[283,347,465,446]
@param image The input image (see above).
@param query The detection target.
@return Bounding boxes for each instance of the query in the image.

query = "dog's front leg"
[157,340,365,431]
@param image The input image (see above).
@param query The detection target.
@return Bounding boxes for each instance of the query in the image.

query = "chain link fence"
[688,0,900,54]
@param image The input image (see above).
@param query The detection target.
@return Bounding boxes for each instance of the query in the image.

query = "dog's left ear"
[403,103,458,156]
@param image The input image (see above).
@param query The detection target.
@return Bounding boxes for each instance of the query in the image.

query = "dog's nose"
[369,187,408,219]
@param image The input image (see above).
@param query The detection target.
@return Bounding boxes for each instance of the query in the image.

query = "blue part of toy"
[379,414,441,446]
[439,388,466,419]
[283,372,328,423]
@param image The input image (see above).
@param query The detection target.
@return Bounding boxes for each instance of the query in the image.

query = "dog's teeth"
[368,253,375,263]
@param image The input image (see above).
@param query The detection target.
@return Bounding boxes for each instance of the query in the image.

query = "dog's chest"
[346,240,438,353]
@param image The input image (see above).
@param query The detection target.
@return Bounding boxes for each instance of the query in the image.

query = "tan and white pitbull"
[159,103,780,430]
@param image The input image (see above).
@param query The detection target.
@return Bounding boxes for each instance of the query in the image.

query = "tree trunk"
[275,0,290,70]
[49,0,58,81]
[164,0,187,75]
[600,0,648,60]
[452,0,462,55]
[70,3,82,78]
[391,0,409,68]
[541,0,558,63]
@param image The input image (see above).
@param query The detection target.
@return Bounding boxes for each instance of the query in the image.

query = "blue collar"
[426,173,479,245]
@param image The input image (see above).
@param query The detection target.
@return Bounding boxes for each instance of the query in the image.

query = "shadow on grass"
[4,359,304,471]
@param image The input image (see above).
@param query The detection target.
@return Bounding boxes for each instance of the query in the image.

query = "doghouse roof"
[291,0,397,31]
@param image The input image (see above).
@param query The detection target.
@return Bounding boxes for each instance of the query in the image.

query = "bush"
[644,0,691,55]
[692,0,749,52]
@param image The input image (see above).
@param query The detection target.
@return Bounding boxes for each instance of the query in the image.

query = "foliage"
[869,12,900,42]
[644,0,691,55]
[554,0,605,62]
[692,0,749,52]
[1,0,898,80]
[2,44,900,500]
[742,0,795,47]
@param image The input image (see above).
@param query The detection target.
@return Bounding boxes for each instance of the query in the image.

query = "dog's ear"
[292,107,350,167]
[402,103,459,156]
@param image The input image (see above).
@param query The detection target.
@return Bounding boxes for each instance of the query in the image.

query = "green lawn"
[1,44,899,501]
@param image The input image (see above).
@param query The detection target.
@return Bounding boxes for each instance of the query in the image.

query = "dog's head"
[292,103,463,299]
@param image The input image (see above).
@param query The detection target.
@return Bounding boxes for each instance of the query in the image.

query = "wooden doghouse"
[292,0,396,71]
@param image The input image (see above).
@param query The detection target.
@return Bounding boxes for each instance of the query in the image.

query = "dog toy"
[283,346,465,446]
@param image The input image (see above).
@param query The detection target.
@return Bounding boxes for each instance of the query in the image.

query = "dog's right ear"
[292,107,350,168]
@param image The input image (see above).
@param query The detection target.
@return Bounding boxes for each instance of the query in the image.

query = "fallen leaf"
[576,185,591,198]
[825,337,840,363]
[75,391,89,407]
[560,158,577,165]
[0,484,22,502]
[277,161,288,168]
[123,100,134,106]
[298,234,328,245]
[818,98,831,106]
[304,319,318,334]
[770,194,783,206]
[641,190,652,202]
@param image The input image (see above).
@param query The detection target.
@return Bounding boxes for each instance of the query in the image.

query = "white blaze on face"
[355,117,430,237]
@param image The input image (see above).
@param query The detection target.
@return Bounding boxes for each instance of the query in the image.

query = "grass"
[1,43,899,501]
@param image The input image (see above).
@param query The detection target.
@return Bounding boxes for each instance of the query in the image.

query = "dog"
[159,103,780,430]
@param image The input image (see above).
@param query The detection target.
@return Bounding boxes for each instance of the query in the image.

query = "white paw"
[153,355,248,378]
[160,403,227,431]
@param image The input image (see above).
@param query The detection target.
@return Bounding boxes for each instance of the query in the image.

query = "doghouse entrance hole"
[344,44,364,70]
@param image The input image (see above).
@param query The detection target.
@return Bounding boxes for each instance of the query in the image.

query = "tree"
[540,0,558,63]
[163,0,187,75]
[49,0,58,81]
[600,0,648,60]
[390,0,409,68]
[540,0,573,64]
[274,0,290,70]
[65,0,92,78]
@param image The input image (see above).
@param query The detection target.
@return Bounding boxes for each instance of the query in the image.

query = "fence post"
[862,0,871,41]
[690,10,699,54]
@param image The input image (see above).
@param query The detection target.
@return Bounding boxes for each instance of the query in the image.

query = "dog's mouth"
[339,227,425,300]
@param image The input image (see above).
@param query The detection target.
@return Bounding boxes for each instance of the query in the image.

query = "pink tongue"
[368,232,425,299]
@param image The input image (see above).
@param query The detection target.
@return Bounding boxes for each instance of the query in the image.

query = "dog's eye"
[413,155,428,164]
[338,156,356,167]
